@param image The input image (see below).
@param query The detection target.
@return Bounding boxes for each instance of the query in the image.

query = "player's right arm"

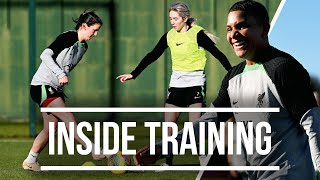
[40,32,76,84]
[117,33,168,83]
[40,48,66,80]
[116,74,133,83]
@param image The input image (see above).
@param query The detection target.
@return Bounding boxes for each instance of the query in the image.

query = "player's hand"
[116,74,133,83]
[59,76,68,86]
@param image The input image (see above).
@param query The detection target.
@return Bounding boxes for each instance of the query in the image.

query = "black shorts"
[30,85,65,107]
[166,86,206,107]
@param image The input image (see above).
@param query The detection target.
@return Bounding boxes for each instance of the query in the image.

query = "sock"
[25,150,39,163]
[90,142,95,153]
[105,154,111,159]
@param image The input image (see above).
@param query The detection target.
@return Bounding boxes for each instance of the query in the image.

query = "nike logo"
[176,42,184,46]
[48,87,54,95]
[232,100,238,105]
[194,92,201,99]
[31,154,36,158]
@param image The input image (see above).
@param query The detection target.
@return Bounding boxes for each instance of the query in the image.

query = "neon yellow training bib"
[167,25,207,71]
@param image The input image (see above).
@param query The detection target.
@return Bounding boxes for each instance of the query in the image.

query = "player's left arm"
[275,59,320,170]
[197,30,232,71]
[300,107,320,171]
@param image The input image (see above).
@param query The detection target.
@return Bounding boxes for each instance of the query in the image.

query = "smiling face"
[169,10,188,32]
[226,10,269,61]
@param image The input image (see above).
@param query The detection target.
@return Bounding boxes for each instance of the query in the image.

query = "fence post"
[29,0,37,137]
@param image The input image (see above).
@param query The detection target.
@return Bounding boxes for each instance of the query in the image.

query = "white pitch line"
[41,165,279,171]
[41,107,280,113]
[0,139,33,143]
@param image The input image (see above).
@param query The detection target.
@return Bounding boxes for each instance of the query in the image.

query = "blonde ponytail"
[203,30,219,44]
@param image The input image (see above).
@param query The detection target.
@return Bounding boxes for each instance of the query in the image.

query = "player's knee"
[44,121,58,135]
[58,112,76,123]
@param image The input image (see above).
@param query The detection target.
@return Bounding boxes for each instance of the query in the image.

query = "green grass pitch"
[0,122,201,180]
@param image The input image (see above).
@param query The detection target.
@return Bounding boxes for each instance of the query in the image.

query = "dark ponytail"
[73,9,103,30]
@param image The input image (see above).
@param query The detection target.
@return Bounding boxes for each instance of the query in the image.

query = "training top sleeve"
[300,107,320,170]
[40,49,65,79]
[48,31,79,59]
[270,57,320,170]
[40,32,78,79]
[271,58,317,121]
[130,33,168,79]
[197,30,232,71]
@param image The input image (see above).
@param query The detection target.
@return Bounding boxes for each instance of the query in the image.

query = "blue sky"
[269,0,320,79]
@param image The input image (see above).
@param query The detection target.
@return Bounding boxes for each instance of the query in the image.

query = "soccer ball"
[108,151,131,174]
[82,161,96,166]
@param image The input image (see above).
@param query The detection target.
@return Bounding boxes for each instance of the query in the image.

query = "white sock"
[25,150,39,163]
[91,142,97,153]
